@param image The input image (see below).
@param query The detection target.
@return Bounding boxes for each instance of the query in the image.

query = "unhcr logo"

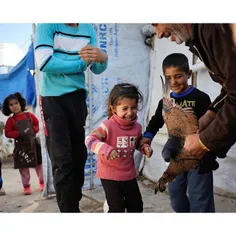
[99,24,107,53]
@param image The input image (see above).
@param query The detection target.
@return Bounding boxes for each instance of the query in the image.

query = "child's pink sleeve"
[136,123,150,154]
[85,122,115,160]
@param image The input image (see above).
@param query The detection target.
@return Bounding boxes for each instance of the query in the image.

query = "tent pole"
[192,54,198,87]
[31,23,37,114]
[87,66,94,190]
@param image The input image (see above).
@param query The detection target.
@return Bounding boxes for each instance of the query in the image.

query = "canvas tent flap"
[0,43,36,107]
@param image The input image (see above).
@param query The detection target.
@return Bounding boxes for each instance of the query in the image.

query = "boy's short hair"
[162,53,189,74]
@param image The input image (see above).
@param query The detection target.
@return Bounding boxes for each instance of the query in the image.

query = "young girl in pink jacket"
[85,83,152,212]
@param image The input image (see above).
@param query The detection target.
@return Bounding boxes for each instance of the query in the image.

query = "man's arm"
[185,24,236,158]
[200,24,236,157]
[198,88,226,132]
[35,23,88,74]
[208,87,227,114]
[197,93,215,132]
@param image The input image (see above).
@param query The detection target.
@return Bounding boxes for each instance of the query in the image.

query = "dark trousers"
[168,166,215,212]
[41,89,88,212]
[0,160,2,178]
[101,178,143,213]
[0,161,2,189]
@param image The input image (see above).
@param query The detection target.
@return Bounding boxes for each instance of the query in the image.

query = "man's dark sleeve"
[196,91,220,173]
[208,87,227,114]
[199,24,236,157]
[143,99,164,140]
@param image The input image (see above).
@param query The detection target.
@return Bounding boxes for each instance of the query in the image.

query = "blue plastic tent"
[0,43,36,107]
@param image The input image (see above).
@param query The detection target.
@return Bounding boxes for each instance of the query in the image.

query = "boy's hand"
[144,147,153,158]
[139,137,152,147]
[108,150,118,160]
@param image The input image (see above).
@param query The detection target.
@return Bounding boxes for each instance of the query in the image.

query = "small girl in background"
[85,83,152,212]
[2,92,44,195]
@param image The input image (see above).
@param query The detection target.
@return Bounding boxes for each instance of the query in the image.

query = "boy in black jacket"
[141,53,218,212]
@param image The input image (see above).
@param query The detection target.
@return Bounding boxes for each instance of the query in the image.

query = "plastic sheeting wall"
[142,36,236,196]
[83,24,151,189]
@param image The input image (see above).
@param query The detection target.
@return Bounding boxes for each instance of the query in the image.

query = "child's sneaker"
[0,177,3,190]
[0,189,6,196]
[39,183,44,192]
[24,187,32,195]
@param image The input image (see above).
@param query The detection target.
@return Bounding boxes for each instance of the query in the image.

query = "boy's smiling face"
[164,66,191,94]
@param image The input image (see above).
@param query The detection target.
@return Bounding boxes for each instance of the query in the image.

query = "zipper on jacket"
[193,46,215,75]
[213,94,227,109]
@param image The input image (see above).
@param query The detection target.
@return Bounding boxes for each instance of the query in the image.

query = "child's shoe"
[39,183,44,192]
[0,189,6,196]
[0,177,3,190]
[24,187,32,195]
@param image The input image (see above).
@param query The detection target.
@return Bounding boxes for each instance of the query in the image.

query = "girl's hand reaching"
[108,150,118,160]
[144,147,153,158]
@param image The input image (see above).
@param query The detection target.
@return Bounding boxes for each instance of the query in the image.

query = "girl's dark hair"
[2,92,26,116]
[107,83,143,119]
[162,53,189,74]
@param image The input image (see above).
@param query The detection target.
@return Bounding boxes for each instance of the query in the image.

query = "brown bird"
[155,76,200,193]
